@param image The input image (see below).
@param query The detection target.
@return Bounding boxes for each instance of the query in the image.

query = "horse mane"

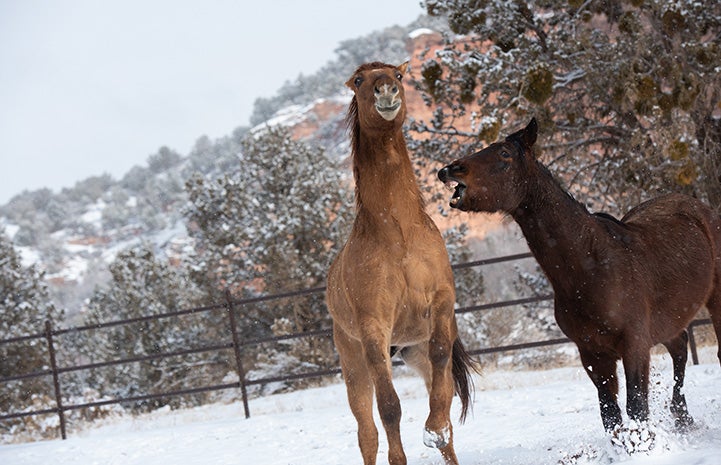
[593,211,623,225]
[530,157,628,229]
[345,96,360,157]
[518,153,586,218]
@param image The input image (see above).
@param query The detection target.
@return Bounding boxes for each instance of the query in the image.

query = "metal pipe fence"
[0,252,713,440]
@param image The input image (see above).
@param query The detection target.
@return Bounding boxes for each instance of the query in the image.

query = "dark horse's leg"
[622,342,651,424]
[662,330,694,428]
[707,279,721,366]
[579,348,623,431]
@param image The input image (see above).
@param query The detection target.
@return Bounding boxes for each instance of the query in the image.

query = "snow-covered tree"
[76,244,215,410]
[415,0,721,214]
[185,126,353,344]
[0,232,63,422]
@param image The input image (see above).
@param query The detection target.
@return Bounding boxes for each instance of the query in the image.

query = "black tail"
[452,337,480,423]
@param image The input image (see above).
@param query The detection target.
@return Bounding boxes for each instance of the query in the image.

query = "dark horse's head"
[438,118,538,213]
[345,61,409,138]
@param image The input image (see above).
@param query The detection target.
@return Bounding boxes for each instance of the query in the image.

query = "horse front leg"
[334,324,379,465]
[662,330,694,429]
[360,325,406,465]
[621,346,651,424]
[579,348,623,431]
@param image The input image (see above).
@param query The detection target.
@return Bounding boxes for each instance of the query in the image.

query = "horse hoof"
[610,420,655,454]
[674,414,695,431]
[423,425,450,449]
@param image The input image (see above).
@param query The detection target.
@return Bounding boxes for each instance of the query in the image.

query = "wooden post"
[225,290,250,418]
[45,320,67,439]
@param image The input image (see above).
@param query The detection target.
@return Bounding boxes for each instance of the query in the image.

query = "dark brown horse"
[326,62,476,465]
[438,118,721,432]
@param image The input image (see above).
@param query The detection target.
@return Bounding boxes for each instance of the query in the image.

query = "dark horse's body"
[439,118,721,431]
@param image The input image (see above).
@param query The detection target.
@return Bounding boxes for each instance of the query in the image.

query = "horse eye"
[396,72,403,81]
[354,76,363,87]
[500,151,511,160]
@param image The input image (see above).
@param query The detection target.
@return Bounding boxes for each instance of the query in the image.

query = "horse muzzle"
[375,100,401,121]
[374,83,402,121]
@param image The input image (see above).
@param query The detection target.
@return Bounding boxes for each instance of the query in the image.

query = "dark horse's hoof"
[610,421,655,454]
[674,413,695,431]
[670,398,695,431]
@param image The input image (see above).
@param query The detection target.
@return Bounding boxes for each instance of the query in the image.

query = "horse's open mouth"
[444,180,466,208]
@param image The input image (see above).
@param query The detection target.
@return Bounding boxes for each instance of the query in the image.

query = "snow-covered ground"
[2,350,720,465]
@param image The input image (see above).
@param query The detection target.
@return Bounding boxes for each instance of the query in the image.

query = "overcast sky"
[0,0,425,204]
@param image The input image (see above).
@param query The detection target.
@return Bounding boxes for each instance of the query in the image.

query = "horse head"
[438,118,538,213]
[346,62,409,134]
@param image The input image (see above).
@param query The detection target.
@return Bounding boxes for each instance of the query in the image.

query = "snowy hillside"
[2,350,720,465]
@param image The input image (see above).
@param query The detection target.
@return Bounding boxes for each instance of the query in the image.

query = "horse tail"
[452,337,480,423]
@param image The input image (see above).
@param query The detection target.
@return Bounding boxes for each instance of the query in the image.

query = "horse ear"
[507,118,538,152]
[397,61,410,76]
[522,118,538,148]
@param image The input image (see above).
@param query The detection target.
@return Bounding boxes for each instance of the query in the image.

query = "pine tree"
[0,232,63,422]
[185,126,353,336]
[77,244,215,410]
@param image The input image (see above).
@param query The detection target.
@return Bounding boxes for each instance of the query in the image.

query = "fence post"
[688,323,699,365]
[44,320,67,439]
[225,290,250,418]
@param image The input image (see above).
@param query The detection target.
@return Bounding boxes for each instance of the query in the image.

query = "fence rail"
[0,252,713,440]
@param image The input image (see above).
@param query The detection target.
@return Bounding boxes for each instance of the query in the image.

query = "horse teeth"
[445,181,458,191]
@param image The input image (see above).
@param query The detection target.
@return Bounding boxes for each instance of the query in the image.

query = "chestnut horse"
[326,62,476,465]
[439,118,721,432]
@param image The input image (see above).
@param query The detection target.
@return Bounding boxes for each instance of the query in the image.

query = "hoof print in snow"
[557,444,601,465]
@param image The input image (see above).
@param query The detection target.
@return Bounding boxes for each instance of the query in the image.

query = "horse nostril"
[439,164,466,181]
[438,167,450,181]
[374,83,398,97]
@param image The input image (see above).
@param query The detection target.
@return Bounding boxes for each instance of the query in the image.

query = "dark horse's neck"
[511,162,600,296]
[352,130,426,229]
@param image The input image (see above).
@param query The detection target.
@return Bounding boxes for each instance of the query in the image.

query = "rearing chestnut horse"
[439,118,721,432]
[327,62,475,465]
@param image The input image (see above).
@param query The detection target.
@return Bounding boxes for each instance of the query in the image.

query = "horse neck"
[352,129,425,228]
[511,163,600,291]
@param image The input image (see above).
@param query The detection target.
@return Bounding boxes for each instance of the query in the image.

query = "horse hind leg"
[426,335,459,465]
[662,330,694,429]
[334,325,380,465]
[710,218,721,365]
[400,341,458,465]
[399,344,432,392]
[707,266,721,366]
